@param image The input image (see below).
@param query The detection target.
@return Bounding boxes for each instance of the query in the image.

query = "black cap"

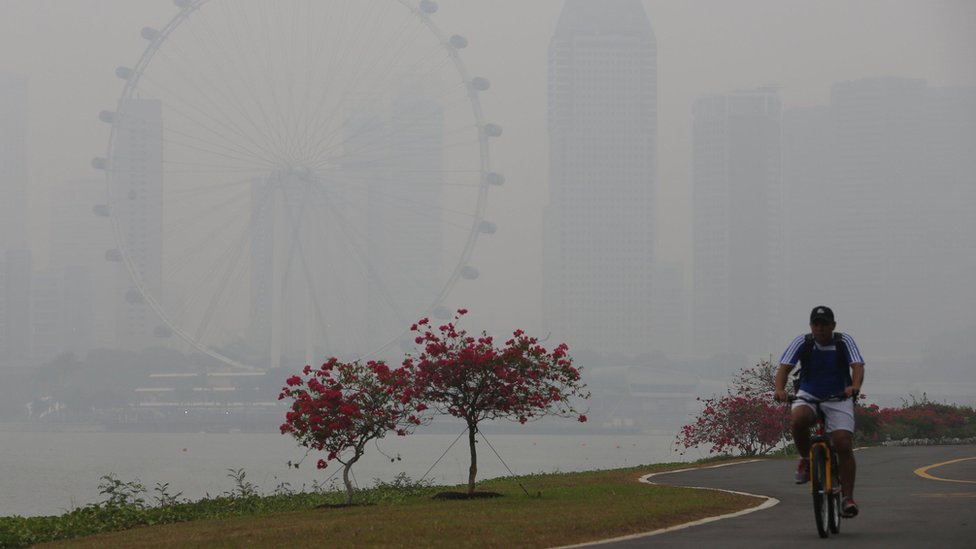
[810,306,835,323]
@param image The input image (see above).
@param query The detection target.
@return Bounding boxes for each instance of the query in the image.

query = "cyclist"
[774,306,865,518]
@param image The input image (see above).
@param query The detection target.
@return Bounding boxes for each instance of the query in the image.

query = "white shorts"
[792,390,855,434]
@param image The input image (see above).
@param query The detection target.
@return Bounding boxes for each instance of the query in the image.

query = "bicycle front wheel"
[811,445,829,538]
[828,451,842,534]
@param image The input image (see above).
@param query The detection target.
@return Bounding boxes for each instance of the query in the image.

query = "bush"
[877,394,976,441]
[0,470,435,549]
[854,402,883,442]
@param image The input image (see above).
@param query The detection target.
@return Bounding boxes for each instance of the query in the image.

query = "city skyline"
[0,1,973,383]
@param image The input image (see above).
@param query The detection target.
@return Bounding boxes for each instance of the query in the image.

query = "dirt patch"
[315,502,376,509]
[432,491,503,500]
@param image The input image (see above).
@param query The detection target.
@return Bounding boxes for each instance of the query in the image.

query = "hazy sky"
[2,0,975,336]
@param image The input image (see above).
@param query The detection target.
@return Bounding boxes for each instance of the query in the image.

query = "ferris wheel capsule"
[484,123,503,137]
[485,172,505,186]
[471,77,491,91]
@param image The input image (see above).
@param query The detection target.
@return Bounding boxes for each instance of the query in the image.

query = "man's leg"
[831,430,856,499]
[791,405,815,483]
[791,405,815,456]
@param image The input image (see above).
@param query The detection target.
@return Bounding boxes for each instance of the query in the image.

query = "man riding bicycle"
[774,306,865,518]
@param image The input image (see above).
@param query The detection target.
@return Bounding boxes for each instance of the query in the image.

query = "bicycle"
[789,393,847,538]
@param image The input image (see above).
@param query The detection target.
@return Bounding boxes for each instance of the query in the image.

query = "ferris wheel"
[94,0,502,370]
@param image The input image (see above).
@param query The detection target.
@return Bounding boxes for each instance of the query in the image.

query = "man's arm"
[846,362,865,398]
[774,363,794,402]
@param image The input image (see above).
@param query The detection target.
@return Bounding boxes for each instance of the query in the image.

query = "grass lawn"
[28,462,763,548]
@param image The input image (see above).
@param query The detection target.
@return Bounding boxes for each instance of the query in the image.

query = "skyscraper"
[109,98,164,350]
[1,250,32,361]
[49,179,116,353]
[0,71,30,362]
[783,78,976,359]
[0,71,28,253]
[367,88,444,351]
[544,0,658,356]
[691,88,782,357]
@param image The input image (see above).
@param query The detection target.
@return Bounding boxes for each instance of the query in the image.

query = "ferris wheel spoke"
[317,188,416,334]
[299,14,424,158]
[319,171,480,235]
[160,121,277,170]
[136,72,281,165]
[275,187,342,354]
[163,17,290,162]
[310,180,452,316]
[305,88,474,175]
[218,3,295,159]
[190,215,253,346]
[292,2,356,163]
[163,189,250,246]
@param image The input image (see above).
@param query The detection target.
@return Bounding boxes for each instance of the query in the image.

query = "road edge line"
[552,460,779,548]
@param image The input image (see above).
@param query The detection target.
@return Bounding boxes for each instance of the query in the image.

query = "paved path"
[578,445,975,548]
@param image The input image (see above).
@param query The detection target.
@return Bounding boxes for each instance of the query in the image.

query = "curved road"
[581,445,975,548]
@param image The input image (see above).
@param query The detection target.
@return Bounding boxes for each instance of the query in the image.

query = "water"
[0,429,686,517]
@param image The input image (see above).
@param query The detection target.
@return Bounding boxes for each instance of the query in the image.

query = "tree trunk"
[342,453,361,505]
[467,422,478,494]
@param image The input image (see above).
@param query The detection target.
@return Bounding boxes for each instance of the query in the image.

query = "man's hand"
[844,385,860,399]
[774,389,790,403]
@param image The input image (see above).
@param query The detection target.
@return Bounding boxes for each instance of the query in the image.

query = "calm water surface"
[0,429,688,517]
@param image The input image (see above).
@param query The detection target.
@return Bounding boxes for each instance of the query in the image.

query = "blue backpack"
[791,332,852,391]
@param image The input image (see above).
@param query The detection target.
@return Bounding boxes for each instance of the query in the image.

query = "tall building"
[781,104,835,335]
[30,270,63,363]
[1,250,32,361]
[783,78,976,359]
[921,86,976,336]
[48,179,116,354]
[691,88,782,357]
[544,0,658,356]
[0,71,29,253]
[0,72,30,363]
[108,98,164,350]
[366,88,444,350]
[830,77,927,354]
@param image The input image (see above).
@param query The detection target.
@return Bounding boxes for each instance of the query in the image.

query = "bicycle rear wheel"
[811,445,829,538]
[828,451,842,534]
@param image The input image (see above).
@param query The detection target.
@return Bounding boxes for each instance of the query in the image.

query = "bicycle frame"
[790,393,846,538]
[809,406,836,493]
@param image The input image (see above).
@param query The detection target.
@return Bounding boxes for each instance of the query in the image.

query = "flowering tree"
[730,359,778,396]
[676,360,790,457]
[676,394,790,456]
[279,358,425,504]
[406,310,589,494]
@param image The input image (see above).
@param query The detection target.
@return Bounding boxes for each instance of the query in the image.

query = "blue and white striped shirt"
[780,332,864,398]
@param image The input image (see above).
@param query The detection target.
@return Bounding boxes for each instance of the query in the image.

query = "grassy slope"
[36,463,762,548]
